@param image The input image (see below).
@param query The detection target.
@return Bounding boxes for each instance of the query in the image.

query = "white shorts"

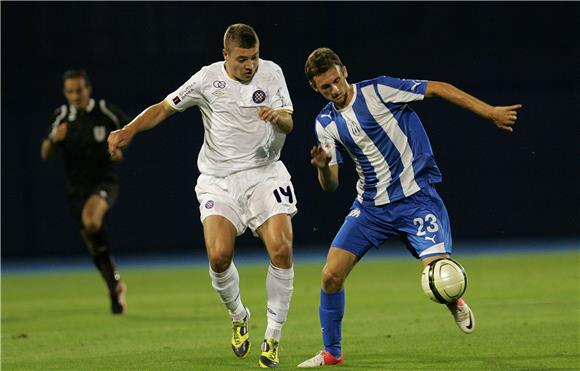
[195,161,298,236]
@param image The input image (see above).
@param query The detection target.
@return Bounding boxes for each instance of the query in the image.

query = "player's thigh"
[195,174,246,236]
[330,203,381,260]
[81,194,110,227]
[247,162,298,234]
[399,185,453,260]
[202,215,237,269]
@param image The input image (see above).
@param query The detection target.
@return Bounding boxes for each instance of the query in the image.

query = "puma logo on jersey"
[424,235,436,244]
[319,113,332,120]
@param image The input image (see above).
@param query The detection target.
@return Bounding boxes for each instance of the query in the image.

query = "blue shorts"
[331,185,452,260]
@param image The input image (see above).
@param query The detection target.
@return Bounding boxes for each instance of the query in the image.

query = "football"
[421,258,467,304]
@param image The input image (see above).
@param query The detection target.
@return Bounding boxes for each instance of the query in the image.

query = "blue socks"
[319,289,345,358]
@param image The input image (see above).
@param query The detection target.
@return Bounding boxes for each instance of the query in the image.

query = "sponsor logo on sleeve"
[410,80,422,91]
[172,96,181,105]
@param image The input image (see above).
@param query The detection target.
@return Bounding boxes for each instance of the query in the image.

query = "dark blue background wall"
[2,2,578,258]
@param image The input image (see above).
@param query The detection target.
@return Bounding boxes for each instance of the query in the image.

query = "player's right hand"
[50,122,68,143]
[310,145,332,169]
[108,127,135,160]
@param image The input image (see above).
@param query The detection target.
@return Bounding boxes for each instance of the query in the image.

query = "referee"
[41,69,129,314]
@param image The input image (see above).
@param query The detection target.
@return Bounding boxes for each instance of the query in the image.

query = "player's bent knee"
[321,267,345,292]
[268,240,293,268]
[82,218,102,234]
[208,255,233,273]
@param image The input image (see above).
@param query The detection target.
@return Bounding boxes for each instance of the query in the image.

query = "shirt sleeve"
[270,66,293,112]
[165,68,206,112]
[375,76,427,104]
[48,105,67,138]
[315,120,343,166]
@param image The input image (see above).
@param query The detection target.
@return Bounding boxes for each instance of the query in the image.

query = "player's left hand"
[490,104,522,132]
[258,106,280,125]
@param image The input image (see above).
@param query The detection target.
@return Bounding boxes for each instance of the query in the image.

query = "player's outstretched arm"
[311,145,339,192]
[107,100,176,159]
[425,81,522,132]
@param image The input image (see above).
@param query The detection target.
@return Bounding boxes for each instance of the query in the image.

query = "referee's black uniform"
[48,98,129,224]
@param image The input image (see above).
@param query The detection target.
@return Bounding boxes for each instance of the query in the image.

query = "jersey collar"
[86,98,95,112]
[334,84,356,112]
[69,98,95,114]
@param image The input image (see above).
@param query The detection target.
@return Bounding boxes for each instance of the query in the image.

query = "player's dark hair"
[62,69,91,88]
[223,23,259,51]
[305,47,344,83]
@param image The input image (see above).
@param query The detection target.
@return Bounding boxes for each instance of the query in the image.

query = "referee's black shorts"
[67,181,118,228]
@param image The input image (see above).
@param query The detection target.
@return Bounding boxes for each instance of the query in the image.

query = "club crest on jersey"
[93,126,106,142]
[212,80,226,89]
[252,89,266,104]
[205,200,215,209]
[348,120,361,136]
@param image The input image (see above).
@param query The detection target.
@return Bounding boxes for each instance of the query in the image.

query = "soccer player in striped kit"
[298,48,521,367]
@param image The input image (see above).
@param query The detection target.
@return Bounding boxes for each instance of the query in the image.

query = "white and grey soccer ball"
[421,258,467,304]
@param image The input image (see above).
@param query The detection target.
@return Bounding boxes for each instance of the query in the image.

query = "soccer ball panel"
[421,258,467,304]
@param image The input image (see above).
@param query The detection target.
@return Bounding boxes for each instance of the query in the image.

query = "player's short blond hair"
[223,23,259,51]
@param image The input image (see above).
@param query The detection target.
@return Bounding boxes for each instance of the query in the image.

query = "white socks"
[265,263,294,341]
[209,262,246,321]
[209,261,294,342]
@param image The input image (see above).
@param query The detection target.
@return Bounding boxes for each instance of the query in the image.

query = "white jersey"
[166,59,293,177]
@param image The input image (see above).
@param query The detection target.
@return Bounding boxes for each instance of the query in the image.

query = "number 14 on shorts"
[273,185,294,204]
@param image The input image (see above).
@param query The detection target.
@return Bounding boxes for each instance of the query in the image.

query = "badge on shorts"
[252,90,266,104]
[93,126,106,142]
[205,200,214,209]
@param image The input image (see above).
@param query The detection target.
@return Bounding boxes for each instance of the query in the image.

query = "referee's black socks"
[84,228,121,293]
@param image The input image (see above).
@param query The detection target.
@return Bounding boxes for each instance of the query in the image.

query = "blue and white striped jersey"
[315,76,442,206]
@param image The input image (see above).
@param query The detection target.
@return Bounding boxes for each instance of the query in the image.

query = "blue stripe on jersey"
[381,102,442,187]
[333,111,379,201]
[351,83,405,201]
[317,104,345,165]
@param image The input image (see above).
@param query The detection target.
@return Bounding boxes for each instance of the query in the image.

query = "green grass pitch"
[2,251,579,370]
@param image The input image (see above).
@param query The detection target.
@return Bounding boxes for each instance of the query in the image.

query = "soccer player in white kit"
[107,24,296,368]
